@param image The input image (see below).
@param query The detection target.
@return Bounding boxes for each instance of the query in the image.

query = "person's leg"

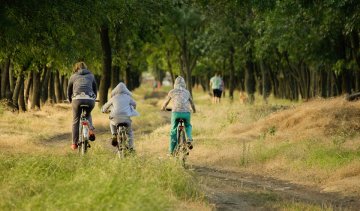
[109,122,117,146]
[170,112,180,153]
[71,100,82,145]
[84,100,95,130]
[110,122,117,135]
[125,119,135,149]
[212,89,216,104]
[181,112,192,141]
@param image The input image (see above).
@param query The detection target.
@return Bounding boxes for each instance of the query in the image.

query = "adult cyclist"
[67,61,97,150]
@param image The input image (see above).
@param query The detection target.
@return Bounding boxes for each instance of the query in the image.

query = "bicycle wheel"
[176,129,187,167]
[80,125,89,155]
[78,124,83,154]
[117,130,125,159]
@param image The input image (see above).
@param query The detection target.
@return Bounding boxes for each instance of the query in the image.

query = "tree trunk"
[31,69,41,109]
[1,58,10,99]
[12,71,24,110]
[9,64,15,95]
[125,62,132,90]
[24,71,32,105]
[260,61,271,103]
[12,62,30,110]
[62,77,68,100]
[48,72,56,104]
[229,46,235,100]
[99,25,112,106]
[166,50,175,84]
[245,50,256,104]
[54,70,62,103]
[111,65,120,89]
[40,66,51,104]
[19,82,26,112]
[320,69,327,98]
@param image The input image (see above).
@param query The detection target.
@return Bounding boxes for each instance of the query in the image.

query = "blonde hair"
[73,62,87,73]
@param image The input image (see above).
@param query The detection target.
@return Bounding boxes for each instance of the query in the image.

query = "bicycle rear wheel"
[117,130,126,159]
[175,129,187,167]
[79,125,89,155]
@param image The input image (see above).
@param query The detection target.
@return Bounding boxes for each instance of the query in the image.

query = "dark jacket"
[67,69,97,102]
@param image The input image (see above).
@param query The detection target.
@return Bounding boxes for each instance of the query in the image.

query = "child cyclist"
[101,82,139,150]
[161,76,196,155]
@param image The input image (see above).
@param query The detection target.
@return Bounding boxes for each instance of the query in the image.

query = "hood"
[111,82,132,97]
[174,76,186,89]
[77,69,91,75]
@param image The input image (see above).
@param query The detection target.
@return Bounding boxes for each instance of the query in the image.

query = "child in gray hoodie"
[101,82,139,149]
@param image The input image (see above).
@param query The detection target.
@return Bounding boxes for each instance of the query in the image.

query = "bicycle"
[164,108,191,167]
[78,105,91,155]
[173,118,190,167]
[115,122,131,159]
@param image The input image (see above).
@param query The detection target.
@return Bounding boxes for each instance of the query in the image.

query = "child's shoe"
[71,144,78,150]
[111,135,117,147]
[187,140,193,150]
[89,130,95,141]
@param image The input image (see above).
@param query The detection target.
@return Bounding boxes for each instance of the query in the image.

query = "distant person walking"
[210,72,223,104]
[67,62,97,150]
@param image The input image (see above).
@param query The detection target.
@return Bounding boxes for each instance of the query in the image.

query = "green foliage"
[0,153,201,210]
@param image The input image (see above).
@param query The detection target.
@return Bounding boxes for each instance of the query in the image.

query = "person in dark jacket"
[67,62,97,150]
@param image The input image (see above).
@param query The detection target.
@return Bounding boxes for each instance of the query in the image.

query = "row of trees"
[1,0,360,112]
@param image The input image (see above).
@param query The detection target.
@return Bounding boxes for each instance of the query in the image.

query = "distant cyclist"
[161,76,196,155]
[101,82,139,151]
[67,61,97,150]
[210,72,223,104]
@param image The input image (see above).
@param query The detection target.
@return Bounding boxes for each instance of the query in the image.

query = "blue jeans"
[169,112,192,153]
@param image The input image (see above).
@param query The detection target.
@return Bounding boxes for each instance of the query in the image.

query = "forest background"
[1,0,360,110]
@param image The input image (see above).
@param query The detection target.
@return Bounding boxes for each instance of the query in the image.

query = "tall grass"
[0,151,202,210]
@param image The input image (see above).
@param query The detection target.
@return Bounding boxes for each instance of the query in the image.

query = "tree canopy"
[1,0,360,107]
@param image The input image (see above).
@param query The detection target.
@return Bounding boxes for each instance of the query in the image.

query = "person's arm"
[67,76,74,102]
[130,98,137,109]
[161,95,171,110]
[189,97,196,113]
[101,99,113,113]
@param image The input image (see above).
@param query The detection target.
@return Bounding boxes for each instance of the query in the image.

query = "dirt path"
[194,166,360,210]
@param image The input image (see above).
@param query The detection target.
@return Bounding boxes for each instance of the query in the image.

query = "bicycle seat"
[116,122,128,128]
[176,118,184,123]
[80,105,89,108]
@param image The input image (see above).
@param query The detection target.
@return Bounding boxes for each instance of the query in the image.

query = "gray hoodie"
[67,69,97,102]
[162,76,196,113]
[102,83,139,121]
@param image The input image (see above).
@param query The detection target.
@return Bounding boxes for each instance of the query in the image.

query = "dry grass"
[1,86,360,200]
[183,94,360,197]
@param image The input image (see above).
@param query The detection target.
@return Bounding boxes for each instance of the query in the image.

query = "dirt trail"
[194,166,360,210]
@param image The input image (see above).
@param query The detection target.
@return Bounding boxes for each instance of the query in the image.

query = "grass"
[1,84,360,209]
[0,151,203,210]
[0,85,209,210]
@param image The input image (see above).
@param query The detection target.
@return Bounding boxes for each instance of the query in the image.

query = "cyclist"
[67,61,97,150]
[101,82,139,151]
[161,76,196,155]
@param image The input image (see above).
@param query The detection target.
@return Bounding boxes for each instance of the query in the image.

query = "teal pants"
[169,112,192,153]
